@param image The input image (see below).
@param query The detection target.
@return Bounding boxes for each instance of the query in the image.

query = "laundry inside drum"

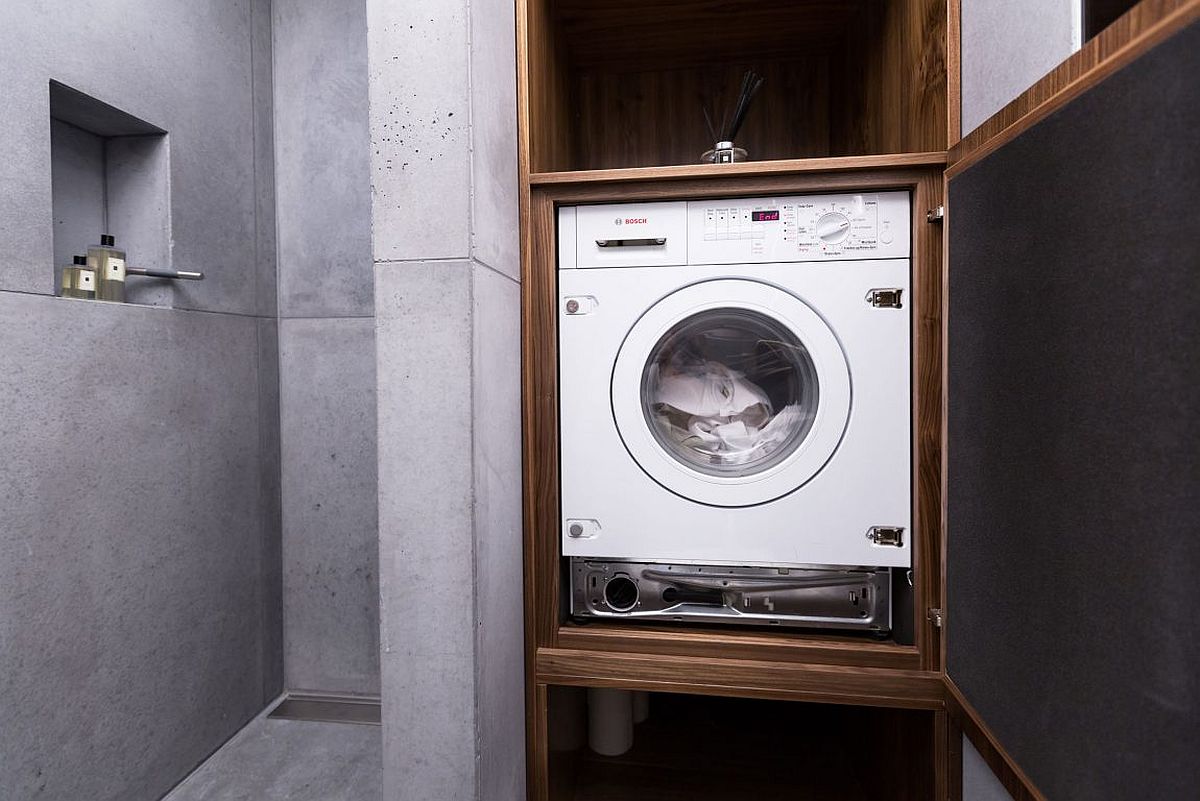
[641,307,819,477]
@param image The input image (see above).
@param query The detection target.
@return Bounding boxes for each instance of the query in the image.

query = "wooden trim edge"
[948,0,1200,177]
[537,647,948,710]
[945,677,1049,801]
[529,152,949,186]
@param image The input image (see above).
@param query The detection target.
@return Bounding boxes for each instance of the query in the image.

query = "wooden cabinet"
[521,0,950,173]
[517,1,1200,799]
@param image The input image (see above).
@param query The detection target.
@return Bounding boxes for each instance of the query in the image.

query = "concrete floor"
[163,714,381,801]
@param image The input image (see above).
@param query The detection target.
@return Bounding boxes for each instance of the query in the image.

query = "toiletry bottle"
[88,234,126,302]
[60,255,96,299]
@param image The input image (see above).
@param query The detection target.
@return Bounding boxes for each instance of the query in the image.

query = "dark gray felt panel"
[947,21,1200,801]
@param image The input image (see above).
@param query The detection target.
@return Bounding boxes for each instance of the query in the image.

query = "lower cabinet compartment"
[546,688,936,800]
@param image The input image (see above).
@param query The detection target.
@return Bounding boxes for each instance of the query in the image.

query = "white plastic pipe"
[587,688,634,756]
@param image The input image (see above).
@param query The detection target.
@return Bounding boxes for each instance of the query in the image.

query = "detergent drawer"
[573,202,687,268]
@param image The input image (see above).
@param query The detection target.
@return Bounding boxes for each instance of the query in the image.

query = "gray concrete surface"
[164,715,381,801]
[960,0,1079,135]
[258,318,286,701]
[469,0,521,281]
[273,0,374,318]
[280,318,380,695]
[273,0,381,698]
[471,265,525,801]
[376,261,478,800]
[252,0,279,319]
[0,293,275,801]
[1,0,275,314]
[366,0,471,262]
[963,735,1016,801]
[0,3,282,798]
[370,2,524,795]
[48,119,105,279]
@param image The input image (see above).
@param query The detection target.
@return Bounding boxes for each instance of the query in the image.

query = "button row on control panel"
[704,208,768,241]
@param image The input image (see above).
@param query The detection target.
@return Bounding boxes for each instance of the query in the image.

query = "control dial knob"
[816,212,851,244]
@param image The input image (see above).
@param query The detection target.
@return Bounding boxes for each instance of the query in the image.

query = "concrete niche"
[49,80,171,303]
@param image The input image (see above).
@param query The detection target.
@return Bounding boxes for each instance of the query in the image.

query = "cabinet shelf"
[520,0,950,173]
[545,691,938,801]
[528,151,948,185]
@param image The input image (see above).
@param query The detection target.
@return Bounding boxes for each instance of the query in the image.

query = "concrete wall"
[963,736,1016,801]
[0,1,282,798]
[368,0,524,797]
[960,0,1080,135]
[0,295,280,800]
[272,0,380,696]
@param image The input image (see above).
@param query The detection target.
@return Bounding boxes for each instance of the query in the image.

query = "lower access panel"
[570,559,891,633]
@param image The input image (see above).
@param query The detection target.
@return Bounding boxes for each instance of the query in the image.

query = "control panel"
[686,191,910,264]
[558,191,910,269]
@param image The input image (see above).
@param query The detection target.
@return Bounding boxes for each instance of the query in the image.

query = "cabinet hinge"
[927,608,944,628]
[926,205,945,223]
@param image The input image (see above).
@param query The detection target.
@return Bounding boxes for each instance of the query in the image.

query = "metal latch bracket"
[927,607,944,628]
[866,526,905,547]
[865,288,904,309]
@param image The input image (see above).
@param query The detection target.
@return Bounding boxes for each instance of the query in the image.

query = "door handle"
[595,237,667,248]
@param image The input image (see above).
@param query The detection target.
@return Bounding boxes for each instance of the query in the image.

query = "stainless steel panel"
[570,558,891,633]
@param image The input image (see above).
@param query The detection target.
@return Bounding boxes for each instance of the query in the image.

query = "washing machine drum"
[612,279,851,507]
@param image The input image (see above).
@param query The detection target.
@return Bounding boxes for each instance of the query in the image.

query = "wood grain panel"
[553,0,867,70]
[945,679,1048,801]
[834,0,948,156]
[571,59,832,170]
[912,169,945,671]
[524,189,562,655]
[946,0,961,145]
[537,647,947,709]
[949,0,1199,174]
[522,1,949,172]
[556,623,920,670]
[522,0,573,172]
[551,694,935,801]
[531,684,551,801]
[529,151,948,185]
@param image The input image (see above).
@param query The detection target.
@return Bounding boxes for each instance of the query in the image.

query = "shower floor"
[163,709,381,801]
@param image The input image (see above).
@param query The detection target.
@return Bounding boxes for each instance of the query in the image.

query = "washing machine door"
[612,278,851,507]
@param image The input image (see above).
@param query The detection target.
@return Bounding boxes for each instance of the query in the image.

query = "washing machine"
[558,192,912,633]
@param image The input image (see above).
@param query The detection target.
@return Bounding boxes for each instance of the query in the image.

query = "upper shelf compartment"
[521,0,949,174]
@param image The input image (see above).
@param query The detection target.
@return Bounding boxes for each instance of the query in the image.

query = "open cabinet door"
[945,19,1200,801]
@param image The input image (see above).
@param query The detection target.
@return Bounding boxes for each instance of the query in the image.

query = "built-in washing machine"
[558,192,912,633]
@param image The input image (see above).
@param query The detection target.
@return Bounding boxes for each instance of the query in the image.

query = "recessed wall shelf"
[49,80,172,304]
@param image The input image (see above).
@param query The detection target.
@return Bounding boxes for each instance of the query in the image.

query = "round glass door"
[641,308,820,477]
[611,279,851,507]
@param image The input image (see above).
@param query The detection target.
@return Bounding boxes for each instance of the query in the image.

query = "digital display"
[751,210,780,221]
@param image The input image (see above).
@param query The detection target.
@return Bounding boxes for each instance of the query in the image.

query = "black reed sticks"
[704,70,764,144]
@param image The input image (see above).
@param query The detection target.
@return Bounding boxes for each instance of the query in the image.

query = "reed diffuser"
[701,70,764,164]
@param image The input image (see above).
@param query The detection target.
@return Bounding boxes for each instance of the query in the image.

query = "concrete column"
[960,0,1080,135]
[368,0,523,798]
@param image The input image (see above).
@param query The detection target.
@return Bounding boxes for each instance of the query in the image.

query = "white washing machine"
[558,192,912,632]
